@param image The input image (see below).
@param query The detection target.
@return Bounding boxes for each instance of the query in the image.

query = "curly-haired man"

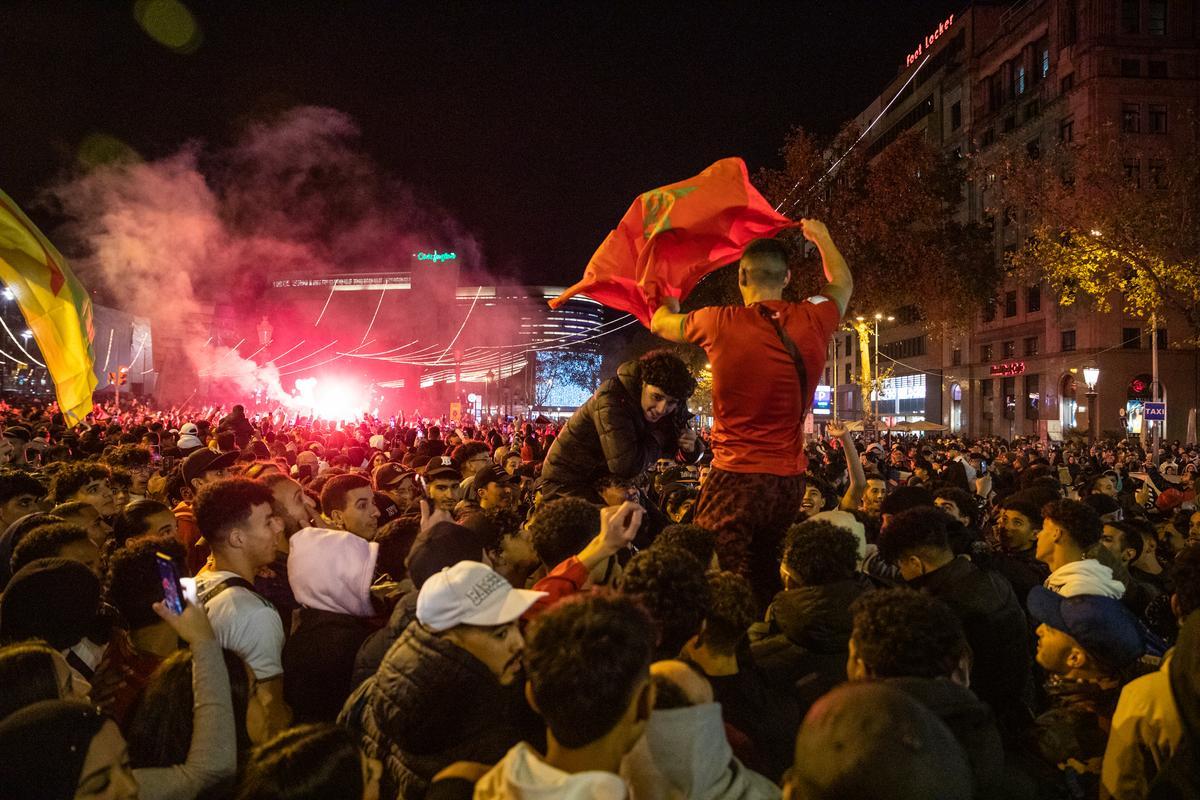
[539,349,703,504]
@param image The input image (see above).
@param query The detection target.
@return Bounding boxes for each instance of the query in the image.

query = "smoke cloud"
[46,106,497,408]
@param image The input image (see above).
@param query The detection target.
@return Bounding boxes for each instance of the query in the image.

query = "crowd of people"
[0,224,1197,799]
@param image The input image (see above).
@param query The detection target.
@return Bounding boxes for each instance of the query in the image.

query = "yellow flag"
[0,189,97,425]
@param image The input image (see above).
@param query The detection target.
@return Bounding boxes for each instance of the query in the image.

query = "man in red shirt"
[651,219,852,608]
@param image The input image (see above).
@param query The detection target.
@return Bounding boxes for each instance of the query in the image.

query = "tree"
[752,124,998,331]
[983,118,1200,344]
[533,349,600,408]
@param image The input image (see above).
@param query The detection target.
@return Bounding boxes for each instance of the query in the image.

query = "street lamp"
[857,313,895,422]
[1083,366,1100,444]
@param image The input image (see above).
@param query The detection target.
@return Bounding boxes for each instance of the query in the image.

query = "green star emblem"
[641,186,697,240]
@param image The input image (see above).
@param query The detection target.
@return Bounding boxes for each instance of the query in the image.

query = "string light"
[0,315,44,366]
[775,51,933,215]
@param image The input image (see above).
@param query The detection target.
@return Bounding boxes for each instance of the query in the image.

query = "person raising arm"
[650,218,852,342]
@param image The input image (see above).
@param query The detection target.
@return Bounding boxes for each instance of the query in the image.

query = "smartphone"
[155,552,185,615]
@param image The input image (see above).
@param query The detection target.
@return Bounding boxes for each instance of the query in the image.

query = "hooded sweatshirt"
[284,528,381,723]
[474,742,627,800]
[1044,558,1126,600]
[288,528,377,617]
[621,703,781,800]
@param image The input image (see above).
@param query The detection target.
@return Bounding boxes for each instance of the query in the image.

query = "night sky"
[3,0,954,285]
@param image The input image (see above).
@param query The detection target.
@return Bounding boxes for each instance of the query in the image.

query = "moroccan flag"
[0,189,97,425]
[549,157,798,325]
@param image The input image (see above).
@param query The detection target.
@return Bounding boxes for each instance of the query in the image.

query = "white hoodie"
[1045,558,1126,600]
[287,527,377,617]
[474,742,627,800]
[621,703,780,800]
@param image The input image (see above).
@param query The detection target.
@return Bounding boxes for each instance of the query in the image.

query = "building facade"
[841,0,1199,441]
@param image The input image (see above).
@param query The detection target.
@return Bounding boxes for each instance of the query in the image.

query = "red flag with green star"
[549,158,797,325]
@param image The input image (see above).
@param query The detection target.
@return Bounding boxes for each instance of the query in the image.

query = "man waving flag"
[0,189,97,425]
[549,157,797,325]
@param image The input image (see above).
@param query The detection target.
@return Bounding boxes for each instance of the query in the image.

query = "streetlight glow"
[1082,367,1100,390]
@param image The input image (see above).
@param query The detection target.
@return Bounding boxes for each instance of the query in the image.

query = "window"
[1156,328,1168,349]
[952,347,962,367]
[1061,73,1074,93]
[981,378,994,399]
[1024,336,1039,356]
[950,101,962,131]
[1149,104,1167,133]
[1003,115,1016,133]
[1121,0,1140,33]
[1040,42,1051,78]
[1124,159,1141,187]
[1063,0,1078,45]
[1149,159,1166,188]
[1025,101,1040,121]
[1003,340,1016,358]
[982,343,994,362]
[1121,59,1141,77]
[1122,103,1140,133]
[1060,118,1074,142]
[1026,374,1041,420]
[1149,0,1167,35]
[1004,291,1018,317]
[1027,285,1041,312]
[1122,327,1142,349]
[1003,377,1016,419]
[1016,65,1026,96]
[1148,60,1167,78]
[1061,330,1076,351]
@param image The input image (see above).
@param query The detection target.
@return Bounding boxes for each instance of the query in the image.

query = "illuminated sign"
[812,384,832,415]
[415,250,457,263]
[990,361,1026,377]
[906,13,955,67]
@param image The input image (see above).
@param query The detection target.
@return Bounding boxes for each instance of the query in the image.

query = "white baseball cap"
[416,561,547,632]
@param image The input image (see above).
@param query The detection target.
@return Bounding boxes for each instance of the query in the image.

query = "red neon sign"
[990,361,1026,377]
[906,13,956,67]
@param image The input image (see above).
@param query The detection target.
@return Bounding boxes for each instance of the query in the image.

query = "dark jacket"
[351,588,417,688]
[750,578,870,719]
[886,677,1008,800]
[339,620,524,800]
[909,556,1034,737]
[217,410,254,443]
[283,607,378,723]
[980,546,1050,614]
[540,360,696,503]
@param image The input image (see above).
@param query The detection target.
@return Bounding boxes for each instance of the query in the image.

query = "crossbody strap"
[198,575,263,606]
[756,304,810,408]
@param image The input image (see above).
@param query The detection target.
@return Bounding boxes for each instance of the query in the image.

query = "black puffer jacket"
[540,360,695,503]
[886,677,1007,800]
[750,578,871,718]
[909,556,1034,738]
[339,620,524,800]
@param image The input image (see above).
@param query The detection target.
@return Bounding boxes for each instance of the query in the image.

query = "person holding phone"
[0,569,236,800]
